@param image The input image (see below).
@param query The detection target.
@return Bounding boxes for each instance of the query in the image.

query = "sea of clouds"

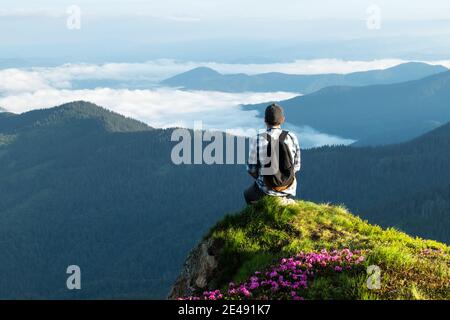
[1,58,435,94]
[2,58,448,147]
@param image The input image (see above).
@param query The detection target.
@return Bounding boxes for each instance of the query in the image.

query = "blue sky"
[1,0,450,20]
[1,0,450,64]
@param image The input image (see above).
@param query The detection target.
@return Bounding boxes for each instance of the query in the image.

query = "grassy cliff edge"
[171,197,449,300]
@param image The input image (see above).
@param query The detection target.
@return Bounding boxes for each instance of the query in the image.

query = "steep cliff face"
[168,197,296,299]
[169,197,450,300]
[168,238,219,299]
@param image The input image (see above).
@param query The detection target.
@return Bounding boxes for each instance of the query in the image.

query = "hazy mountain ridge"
[161,62,448,94]
[0,102,245,299]
[245,70,450,146]
[300,122,450,242]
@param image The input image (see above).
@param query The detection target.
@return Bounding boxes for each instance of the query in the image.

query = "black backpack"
[257,130,295,191]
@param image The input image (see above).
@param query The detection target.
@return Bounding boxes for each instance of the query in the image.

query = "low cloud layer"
[3,58,443,148]
[0,88,294,129]
[0,88,355,148]
[2,59,450,95]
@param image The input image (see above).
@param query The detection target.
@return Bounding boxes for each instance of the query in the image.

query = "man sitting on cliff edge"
[244,103,301,204]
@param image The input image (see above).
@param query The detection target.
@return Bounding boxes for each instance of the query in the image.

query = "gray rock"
[168,237,218,299]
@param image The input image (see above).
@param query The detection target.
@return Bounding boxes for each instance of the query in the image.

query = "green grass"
[206,197,450,300]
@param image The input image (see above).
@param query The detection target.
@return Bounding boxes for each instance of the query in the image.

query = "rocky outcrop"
[168,197,450,300]
[168,197,296,299]
[168,237,219,299]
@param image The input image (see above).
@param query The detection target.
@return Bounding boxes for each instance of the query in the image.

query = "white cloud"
[0,62,158,94]
[0,88,294,128]
[0,60,196,94]
[0,69,54,94]
[0,8,64,18]
[426,60,450,69]
[0,87,354,147]
[2,58,446,147]
[204,59,410,75]
[3,58,448,98]
[209,59,450,75]
[2,59,448,97]
[285,124,356,147]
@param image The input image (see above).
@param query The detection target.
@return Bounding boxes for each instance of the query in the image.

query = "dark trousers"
[243,182,266,204]
[243,182,295,204]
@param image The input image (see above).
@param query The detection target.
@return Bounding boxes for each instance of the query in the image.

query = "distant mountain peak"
[161,67,222,87]
[0,101,152,133]
[51,101,125,119]
[171,67,222,79]
[59,100,101,110]
[182,66,221,76]
[383,62,448,74]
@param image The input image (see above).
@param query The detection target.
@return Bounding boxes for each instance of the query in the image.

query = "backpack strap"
[256,133,260,168]
[279,130,289,143]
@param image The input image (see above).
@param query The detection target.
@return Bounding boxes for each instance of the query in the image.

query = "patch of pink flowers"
[180,248,365,300]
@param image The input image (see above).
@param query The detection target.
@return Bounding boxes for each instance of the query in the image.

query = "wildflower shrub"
[182,249,365,300]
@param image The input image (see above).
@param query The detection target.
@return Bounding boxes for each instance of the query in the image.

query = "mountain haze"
[246,70,450,145]
[300,122,450,242]
[161,62,447,94]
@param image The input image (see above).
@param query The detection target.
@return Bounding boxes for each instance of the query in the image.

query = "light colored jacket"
[247,127,301,196]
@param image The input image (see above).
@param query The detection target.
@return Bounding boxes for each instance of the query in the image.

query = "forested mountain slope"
[300,123,450,242]
[0,102,249,298]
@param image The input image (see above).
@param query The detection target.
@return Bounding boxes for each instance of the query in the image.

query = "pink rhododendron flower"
[179,249,365,300]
